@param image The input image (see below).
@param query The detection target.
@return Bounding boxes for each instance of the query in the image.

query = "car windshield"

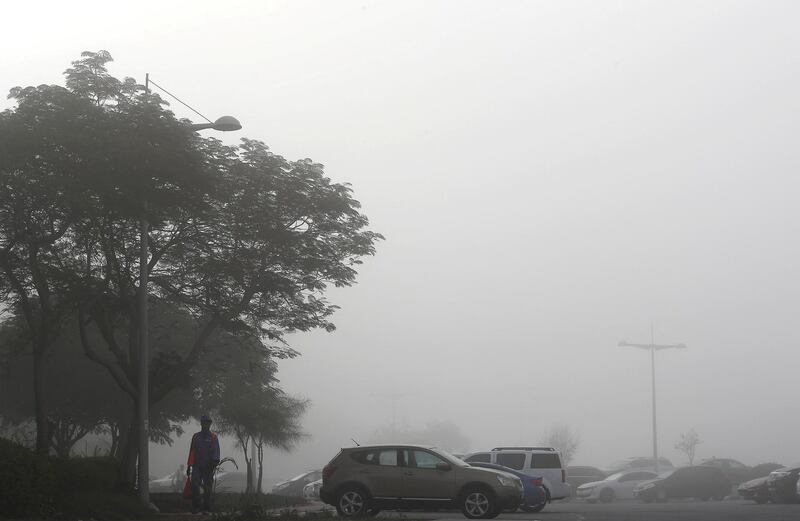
[657,469,675,479]
[604,472,625,481]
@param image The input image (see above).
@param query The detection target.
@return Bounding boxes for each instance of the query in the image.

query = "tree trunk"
[256,441,264,494]
[118,420,138,491]
[32,345,50,454]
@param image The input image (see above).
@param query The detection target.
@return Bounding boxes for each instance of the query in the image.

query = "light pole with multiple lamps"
[138,74,241,507]
[618,325,686,473]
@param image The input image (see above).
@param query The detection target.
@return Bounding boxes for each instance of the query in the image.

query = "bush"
[0,437,150,520]
[0,437,54,518]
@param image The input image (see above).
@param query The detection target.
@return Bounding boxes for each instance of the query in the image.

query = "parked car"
[633,466,731,502]
[576,469,658,503]
[272,470,322,497]
[605,456,674,475]
[737,476,771,504]
[303,478,322,500]
[215,471,249,493]
[566,466,607,496]
[319,444,523,518]
[463,446,570,500]
[468,462,548,513]
[766,465,800,503]
[699,458,751,485]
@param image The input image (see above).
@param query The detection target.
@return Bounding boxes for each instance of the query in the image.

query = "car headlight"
[496,475,519,488]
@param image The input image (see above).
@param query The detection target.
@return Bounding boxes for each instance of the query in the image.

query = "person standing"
[186,414,220,513]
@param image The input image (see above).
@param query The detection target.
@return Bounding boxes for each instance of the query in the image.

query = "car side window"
[465,453,490,463]
[496,453,525,470]
[412,450,446,469]
[378,449,398,466]
[531,454,562,469]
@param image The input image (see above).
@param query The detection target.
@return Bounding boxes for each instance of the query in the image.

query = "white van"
[463,447,570,500]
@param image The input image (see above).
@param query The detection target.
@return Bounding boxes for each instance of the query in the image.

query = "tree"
[540,423,580,465]
[0,51,382,483]
[675,428,702,465]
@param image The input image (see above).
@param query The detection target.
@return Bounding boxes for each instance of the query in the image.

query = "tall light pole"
[618,325,686,473]
[138,74,241,507]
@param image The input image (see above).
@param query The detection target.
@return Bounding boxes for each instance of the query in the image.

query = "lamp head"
[212,116,242,132]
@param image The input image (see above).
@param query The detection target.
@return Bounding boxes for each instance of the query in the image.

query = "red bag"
[183,476,192,499]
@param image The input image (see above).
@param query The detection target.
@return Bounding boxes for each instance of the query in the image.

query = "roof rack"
[491,447,556,452]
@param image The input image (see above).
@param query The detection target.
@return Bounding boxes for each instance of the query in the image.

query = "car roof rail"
[491,447,556,452]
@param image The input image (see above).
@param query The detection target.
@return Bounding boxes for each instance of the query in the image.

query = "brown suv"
[319,445,523,519]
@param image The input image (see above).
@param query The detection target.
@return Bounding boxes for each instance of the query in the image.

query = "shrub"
[0,437,54,518]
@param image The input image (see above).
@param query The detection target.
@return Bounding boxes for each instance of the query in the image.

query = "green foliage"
[0,49,382,465]
[0,437,53,517]
[0,438,149,520]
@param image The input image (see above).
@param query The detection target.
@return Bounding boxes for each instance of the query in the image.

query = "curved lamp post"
[138,74,241,508]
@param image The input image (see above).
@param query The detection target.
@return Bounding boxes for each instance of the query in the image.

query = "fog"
[4,0,800,486]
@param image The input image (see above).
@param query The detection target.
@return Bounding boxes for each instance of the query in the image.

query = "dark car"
[566,466,607,496]
[699,458,751,485]
[633,466,731,502]
[272,470,323,497]
[766,465,800,503]
[469,462,548,513]
[737,476,770,504]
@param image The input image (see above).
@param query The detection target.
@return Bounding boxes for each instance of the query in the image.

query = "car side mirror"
[436,463,452,472]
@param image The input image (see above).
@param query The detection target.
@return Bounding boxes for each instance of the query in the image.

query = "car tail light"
[561,469,566,483]
[531,478,543,487]
[322,465,337,481]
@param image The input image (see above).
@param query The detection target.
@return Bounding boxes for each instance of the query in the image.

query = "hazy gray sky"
[5,0,800,482]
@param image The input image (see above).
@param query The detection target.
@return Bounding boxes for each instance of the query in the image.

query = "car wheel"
[599,488,615,503]
[460,488,496,519]
[520,502,546,513]
[336,486,370,517]
[656,489,668,503]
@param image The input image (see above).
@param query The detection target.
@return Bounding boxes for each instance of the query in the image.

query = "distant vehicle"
[737,476,771,504]
[215,471,249,493]
[319,444,523,518]
[633,466,731,502]
[463,447,570,500]
[766,465,800,503]
[606,456,674,475]
[303,478,322,500]
[576,469,658,503]
[272,470,322,497]
[699,458,751,484]
[468,462,548,513]
[566,466,606,496]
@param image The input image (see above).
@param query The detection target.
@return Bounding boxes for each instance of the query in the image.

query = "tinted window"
[465,453,491,463]
[351,450,377,465]
[532,453,562,469]
[496,453,525,470]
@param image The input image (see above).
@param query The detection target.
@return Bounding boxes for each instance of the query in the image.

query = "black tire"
[598,488,615,503]
[520,502,546,513]
[460,487,497,519]
[335,486,370,517]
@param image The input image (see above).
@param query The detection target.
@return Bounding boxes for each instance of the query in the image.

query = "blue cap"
[200,414,212,423]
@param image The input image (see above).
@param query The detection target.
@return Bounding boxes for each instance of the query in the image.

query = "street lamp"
[138,74,241,508]
[618,325,686,473]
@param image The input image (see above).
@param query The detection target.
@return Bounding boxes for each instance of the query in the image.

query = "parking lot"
[376,501,800,521]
